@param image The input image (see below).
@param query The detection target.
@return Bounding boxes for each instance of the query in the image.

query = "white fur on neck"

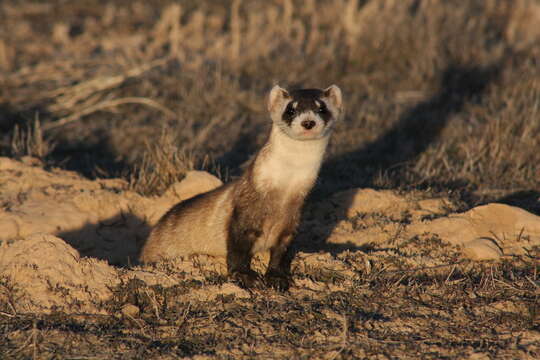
[253,126,328,198]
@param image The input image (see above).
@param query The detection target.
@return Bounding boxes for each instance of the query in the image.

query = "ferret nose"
[301,120,316,130]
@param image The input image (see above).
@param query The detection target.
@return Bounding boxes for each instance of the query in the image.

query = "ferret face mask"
[268,85,343,141]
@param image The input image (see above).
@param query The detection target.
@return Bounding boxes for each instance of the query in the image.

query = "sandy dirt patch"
[0,157,538,358]
[0,156,538,315]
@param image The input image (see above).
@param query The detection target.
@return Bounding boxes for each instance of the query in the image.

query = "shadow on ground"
[495,190,540,215]
[48,135,131,179]
[58,213,151,267]
[293,63,503,258]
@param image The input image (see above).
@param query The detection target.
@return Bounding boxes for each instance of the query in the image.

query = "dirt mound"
[409,203,540,258]
[0,233,118,314]
[311,188,540,260]
[0,157,222,265]
[0,157,539,314]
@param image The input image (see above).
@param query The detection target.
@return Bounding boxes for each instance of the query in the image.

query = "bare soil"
[0,158,539,359]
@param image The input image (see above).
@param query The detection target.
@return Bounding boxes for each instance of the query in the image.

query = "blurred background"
[1,0,539,210]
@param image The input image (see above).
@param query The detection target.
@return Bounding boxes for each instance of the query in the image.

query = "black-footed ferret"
[140,85,343,290]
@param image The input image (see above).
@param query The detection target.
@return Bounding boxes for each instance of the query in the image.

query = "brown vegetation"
[1,0,539,202]
[0,0,539,358]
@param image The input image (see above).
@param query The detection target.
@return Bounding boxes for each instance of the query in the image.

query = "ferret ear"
[268,85,290,112]
[323,85,343,111]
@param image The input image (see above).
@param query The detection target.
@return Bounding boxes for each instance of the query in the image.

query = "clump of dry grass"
[129,128,198,196]
[10,117,55,160]
[129,126,225,195]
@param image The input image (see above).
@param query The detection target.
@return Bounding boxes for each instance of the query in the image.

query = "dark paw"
[230,270,262,289]
[265,272,291,291]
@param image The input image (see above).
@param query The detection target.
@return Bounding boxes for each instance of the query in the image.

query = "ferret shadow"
[291,63,503,257]
[215,131,262,176]
[494,190,540,216]
[57,213,151,267]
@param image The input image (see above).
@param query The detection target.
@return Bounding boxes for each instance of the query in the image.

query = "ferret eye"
[285,106,296,116]
[316,104,328,114]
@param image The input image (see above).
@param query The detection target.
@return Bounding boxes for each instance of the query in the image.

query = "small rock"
[121,304,140,318]
[462,237,503,260]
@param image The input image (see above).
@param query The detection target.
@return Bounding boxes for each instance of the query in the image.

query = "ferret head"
[267,85,343,141]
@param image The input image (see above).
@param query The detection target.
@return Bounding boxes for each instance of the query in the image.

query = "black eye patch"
[285,103,296,116]
[282,102,297,125]
[315,101,332,124]
[280,89,334,126]
[316,102,328,114]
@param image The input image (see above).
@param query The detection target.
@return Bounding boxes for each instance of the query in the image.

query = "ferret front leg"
[227,221,262,289]
[265,234,294,291]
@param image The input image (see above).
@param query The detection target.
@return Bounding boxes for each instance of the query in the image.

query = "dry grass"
[10,117,55,160]
[128,128,213,196]
[1,0,539,202]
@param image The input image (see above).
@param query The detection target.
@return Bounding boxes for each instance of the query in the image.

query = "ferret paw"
[230,270,262,289]
[265,272,291,291]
